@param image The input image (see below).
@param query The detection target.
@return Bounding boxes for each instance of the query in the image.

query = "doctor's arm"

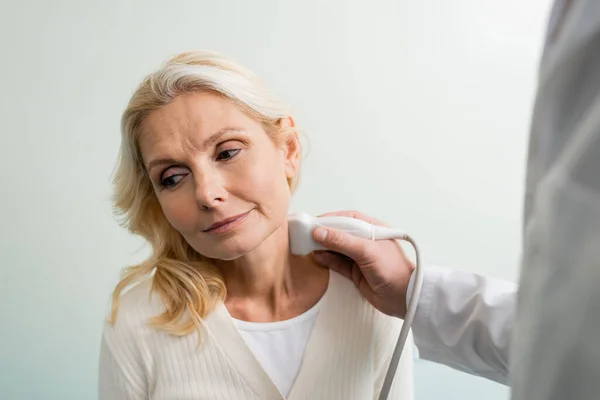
[409,266,516,384]
[311,211,516,385]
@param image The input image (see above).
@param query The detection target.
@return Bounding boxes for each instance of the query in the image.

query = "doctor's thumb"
[312,227,371,262]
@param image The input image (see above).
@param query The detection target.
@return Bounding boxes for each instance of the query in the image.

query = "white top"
[233,297,323,397]
[99,271,414,399]
[409,2,600,399]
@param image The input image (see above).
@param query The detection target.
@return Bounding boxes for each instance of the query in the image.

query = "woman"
[99,50,414,399]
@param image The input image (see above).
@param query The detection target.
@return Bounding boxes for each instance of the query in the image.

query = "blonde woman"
[99,50,414,399]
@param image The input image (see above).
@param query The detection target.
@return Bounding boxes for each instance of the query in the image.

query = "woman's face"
[139,92,300,260]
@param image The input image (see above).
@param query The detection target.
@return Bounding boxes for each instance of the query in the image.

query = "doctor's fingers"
[312,251,370,293]
[312,251,354,279]
[312,226,377,264]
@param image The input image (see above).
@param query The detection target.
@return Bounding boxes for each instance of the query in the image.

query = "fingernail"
[314,227,328,242]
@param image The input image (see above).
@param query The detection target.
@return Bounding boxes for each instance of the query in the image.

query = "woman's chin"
[212,250,247,262]
[201,240,263,262]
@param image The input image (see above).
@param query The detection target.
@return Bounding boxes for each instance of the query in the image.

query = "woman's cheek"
[247,157,287,195]
[161,193,198,233]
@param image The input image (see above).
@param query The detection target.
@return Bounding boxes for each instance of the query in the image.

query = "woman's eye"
[216,149,240,161]
[160,173,186,188]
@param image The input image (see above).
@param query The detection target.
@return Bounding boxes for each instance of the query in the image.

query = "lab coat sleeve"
[409,266,517,384]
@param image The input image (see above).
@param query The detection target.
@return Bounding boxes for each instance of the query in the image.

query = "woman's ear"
[279,117,300,179]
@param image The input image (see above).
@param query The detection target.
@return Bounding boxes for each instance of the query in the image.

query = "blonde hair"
[110,50,301,335]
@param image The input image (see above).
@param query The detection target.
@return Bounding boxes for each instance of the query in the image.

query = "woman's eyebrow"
[203,127,244,148]
[146,157,179,174]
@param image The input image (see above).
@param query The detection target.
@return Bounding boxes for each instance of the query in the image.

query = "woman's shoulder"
[317,272,414,396]
[99,278,161,391]
[328,271,396,321]
[328,270,412,341]
[102,277,164,340]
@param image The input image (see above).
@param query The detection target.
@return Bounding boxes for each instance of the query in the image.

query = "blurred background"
[0,0,553,398]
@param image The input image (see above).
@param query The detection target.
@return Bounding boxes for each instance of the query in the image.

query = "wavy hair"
[109,50,301,335]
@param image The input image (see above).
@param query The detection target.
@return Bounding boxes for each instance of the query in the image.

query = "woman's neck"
[217,223,328,322]
[221,224,294,299]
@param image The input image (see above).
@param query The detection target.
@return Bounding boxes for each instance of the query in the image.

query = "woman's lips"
[204,211,251,234]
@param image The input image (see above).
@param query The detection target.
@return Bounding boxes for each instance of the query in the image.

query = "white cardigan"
[99,271,414,399]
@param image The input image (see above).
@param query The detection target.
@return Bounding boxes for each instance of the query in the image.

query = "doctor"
[311,0,600,399]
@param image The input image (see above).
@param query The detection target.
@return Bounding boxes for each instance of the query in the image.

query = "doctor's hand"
[310,210,415,319]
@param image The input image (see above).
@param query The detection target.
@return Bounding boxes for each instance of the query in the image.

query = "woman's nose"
[194,172,228,209]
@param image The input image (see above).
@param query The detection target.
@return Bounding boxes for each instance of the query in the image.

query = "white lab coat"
[411,1,600,398]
